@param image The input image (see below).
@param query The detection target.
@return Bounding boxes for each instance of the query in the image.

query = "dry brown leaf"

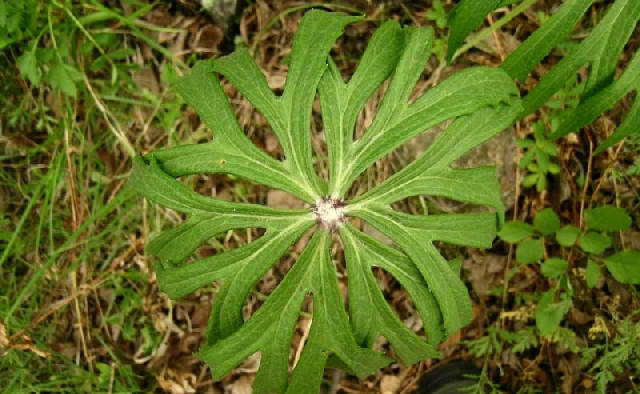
[191,24,223,51]
[1,321,50,358]
[11,343,51,358]
[557,355,581,394]
[0,320,7,348]
[464,253,506,297]
[264,131,281,153]
[230,375,253,394]
[362,222,393,245]
[380,375,401,394]
[266,190,304,209]
[132,68,160,95]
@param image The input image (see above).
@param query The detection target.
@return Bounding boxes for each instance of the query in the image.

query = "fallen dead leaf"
[267,190,304,209]
[191,24,223,51]
[439,329,463,358]
[380,375,401,394]
[132,67,160,95]
[264,131,281,153]
[0,320,7,348]
[1,321,50,358]
[230,375,253,394]
[362,222,393,245]
[557,355,581,394]
[464,253,506,297]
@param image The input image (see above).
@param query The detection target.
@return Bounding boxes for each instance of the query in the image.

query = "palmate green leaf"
[167,60,317,202]
[344,104,520,336]
[132,156,309,264]
[340,225,441,363]
[319,20,405,194]
[17,49,39,84]
[132,9,522,393]
[199,230,390,394]
[327,26,520,197]
[352,104,520,212]
[49,63,82,98]
[348,203,497,334]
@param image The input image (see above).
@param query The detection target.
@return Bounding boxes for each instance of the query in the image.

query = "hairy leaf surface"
[132,10,521,393]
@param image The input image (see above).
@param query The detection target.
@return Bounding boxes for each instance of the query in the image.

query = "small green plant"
[625,133,640,176]
[426,0,448,29]
[517,121,561,191]
[7,0,173,101]
[582,317,640,392]
[425,0,448,60]
[465,204,638,392]
[132,10,521,393]
[498,205,639,338]
[517,74,587,190]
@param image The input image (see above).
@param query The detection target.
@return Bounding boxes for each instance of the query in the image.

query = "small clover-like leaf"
[541,258,568,279]
[533,208,561,236]
[516,238,545,264]
[556,225,580,247]
[499,221,534,243]
[603,250,640,284]
[132,10,522,393]
[585,205,632,232]
[580,232,613,255]
[536,290,570,337]
[586,259,601,289]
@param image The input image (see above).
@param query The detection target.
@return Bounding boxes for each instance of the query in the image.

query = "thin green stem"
[5,188,135,323]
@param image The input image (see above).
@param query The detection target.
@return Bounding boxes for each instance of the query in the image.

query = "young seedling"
[132,10,521,393]
[498,205,639,338]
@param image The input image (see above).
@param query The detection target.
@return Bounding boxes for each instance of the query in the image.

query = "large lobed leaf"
[132,9,521,393]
